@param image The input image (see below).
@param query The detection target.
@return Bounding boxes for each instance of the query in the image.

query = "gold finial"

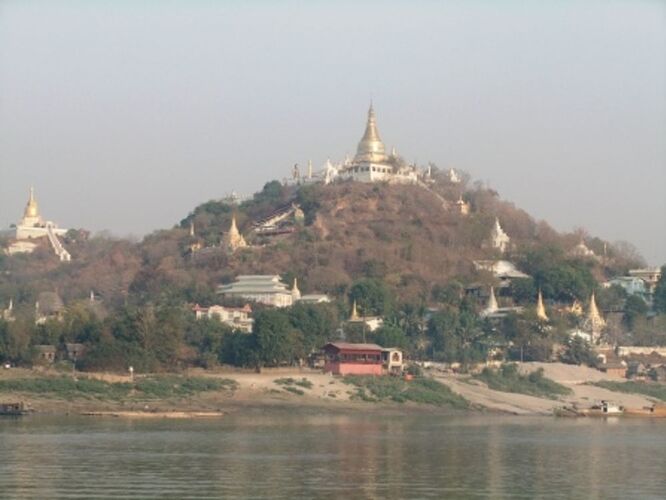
[24,186,40,219]
[350,300,359,320]
[536,289,548,322]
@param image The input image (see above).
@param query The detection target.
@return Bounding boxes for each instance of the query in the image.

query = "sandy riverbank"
[0,363,659,417]
[432,362,655,415]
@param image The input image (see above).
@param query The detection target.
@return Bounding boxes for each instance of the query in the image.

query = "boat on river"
[0,402,32,416]
[556,400,666,418]
[624,404,666,418]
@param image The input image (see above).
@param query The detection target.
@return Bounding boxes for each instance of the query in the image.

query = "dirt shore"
[0,363,659,417]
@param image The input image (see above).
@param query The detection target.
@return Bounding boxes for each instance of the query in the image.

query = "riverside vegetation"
[474,364,572,400]
[343,375,469,408]
[590,381,666,402]
[0,375,237,401]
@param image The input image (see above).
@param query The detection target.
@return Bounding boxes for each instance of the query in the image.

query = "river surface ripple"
[0,413,664,499]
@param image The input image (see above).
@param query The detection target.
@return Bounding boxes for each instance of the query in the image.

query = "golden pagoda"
[223,214,247,253]
[350,300,360,321]
[583,292,606,338]
[21,187,42,226]
[569,299,583,316]
[354,104,387,164]
[536,290,548,322]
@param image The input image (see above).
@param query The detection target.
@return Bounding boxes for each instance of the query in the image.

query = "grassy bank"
[474,364,571,400]
[0,375,237,401]
[590,381,666,402]
[343,375,468,409]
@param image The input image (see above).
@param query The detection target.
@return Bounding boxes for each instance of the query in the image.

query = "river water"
[0,412,664,499]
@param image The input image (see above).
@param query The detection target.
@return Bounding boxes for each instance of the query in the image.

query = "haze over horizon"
[1,1,664,264]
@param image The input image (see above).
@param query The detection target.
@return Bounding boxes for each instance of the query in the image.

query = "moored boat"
[0,402,32,416]
[577,400,624,417]
[623,404,666,418]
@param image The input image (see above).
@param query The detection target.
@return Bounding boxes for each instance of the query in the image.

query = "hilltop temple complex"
[3,188,71,261]
[289,105,422,186]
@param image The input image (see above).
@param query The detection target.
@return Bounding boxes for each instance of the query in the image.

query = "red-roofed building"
[322,342,384,376]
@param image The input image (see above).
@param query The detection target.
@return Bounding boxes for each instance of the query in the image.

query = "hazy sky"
[1,1,664,264]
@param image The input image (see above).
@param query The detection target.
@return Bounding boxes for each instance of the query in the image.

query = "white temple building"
[489,218,510,253]
[570,239,596,259]
[217,275,299,308]
[4,188,70,261]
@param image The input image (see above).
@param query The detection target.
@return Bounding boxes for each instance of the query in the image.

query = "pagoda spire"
[587,293,605,326]
[583,292,606,340]
[291,277,301,300]
[350,300,359,320]
[486,287,499,314]
[23,186,40,219]
[536,289,548,322]
[354,103,387,163]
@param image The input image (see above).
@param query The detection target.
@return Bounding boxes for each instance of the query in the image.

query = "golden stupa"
[23,187,40,220]
[354,104,387,164]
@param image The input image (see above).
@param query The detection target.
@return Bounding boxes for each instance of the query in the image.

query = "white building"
[570,240,596,259]
[298,294,332,304]
[217,275,298,308]
[628,268,662,294]
[489,218,510,252]
[604,277,648,297]
[193,304,254,333]
[474,260,529,288]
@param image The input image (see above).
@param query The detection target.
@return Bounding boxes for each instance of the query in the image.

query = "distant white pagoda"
[490,218,510,252]
[223,214,247,253]
[582,293,606,341]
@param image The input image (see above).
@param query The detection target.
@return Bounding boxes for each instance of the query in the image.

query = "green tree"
[427,308,486,364]
[184,316,231,368]
[623,295,648,330]
[372,324,409,350]
[431,281,464,307]
[596,284,627,311]
[288,303,339,353]
[560,336,596,366]
[654,265,666,313]
[252,309,304,367]
[509,278,536,304]
[349,278,392,317]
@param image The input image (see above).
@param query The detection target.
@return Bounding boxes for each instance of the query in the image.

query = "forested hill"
[1,169,662,371]
[0,171,645,311]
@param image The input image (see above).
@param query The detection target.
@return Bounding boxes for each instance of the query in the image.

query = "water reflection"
[0,414,664,498]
